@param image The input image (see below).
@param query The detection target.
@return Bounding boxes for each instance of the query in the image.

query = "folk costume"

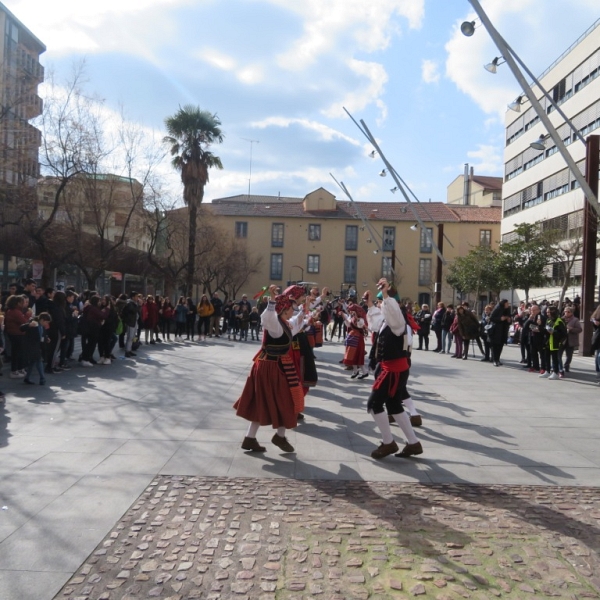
[368,295,423,460]
[343,304,368,378]
[284,285,317,396]
[234,294,305,453]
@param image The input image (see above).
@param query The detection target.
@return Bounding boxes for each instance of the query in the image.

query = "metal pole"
[468,0,598,213]
[435,224,444,304]
[581,135,599,355]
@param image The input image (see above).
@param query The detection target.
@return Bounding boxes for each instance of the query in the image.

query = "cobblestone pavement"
[56,476,600,600]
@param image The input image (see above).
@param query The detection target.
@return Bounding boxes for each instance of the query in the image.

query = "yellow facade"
[209,188,501,306]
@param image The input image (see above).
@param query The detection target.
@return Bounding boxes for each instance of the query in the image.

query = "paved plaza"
[0,337,599,599]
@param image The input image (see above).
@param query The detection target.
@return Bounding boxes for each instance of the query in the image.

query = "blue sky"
[9,0,600,204]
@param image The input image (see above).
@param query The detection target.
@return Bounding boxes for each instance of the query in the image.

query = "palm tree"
[164,106,224,294]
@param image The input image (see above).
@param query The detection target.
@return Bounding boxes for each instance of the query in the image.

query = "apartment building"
[0,1,45,188]
[447,164,502,207]
[501,19,600,296]
[209,187,500,306]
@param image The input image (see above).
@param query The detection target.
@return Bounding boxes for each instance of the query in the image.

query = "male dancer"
[366,279,423,459]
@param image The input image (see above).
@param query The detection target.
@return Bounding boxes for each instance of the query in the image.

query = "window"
[345,225,358,251]
[307,254,320,274]
[235,221,248,238]
[344,256,357,283]
[418,259,431,286]
[382,227,395,251]
[270,254,283,280]
[308,224,321,241]
[480,229,492,247]
[382,256,393,279]
[271,223,284,247]
[420,227,433,253]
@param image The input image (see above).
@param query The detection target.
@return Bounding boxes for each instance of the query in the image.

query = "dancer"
[342,302,368,378]
[233,285,305,452]
[367,279,423,459]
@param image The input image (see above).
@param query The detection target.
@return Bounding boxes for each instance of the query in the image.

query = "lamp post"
[289,265,304,284]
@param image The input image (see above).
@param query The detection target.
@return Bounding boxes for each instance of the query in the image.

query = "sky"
[7,0,600,205]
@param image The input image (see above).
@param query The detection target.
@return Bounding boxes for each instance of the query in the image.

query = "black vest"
[376,325,408,362]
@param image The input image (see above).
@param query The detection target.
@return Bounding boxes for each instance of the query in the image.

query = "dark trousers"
[433,328,442,351]
[491,343,504,364]
[82,329,99,362]
[560,345,574,370]
[8,334,25,371]
[417,331,429,350]
[546,348,559,374]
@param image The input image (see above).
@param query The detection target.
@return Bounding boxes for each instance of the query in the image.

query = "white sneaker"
[548,372,559,380]
[10,371,22,379]
[81,360,94,367]
[539,372,550,378]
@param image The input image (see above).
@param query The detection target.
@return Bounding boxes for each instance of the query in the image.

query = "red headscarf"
[283,285,305,301]
[348,303,366,321]
[275,294,294,314]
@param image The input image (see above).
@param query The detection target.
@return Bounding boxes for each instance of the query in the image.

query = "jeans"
[26,359,45,383]
[125,325,136,352]
[441,329,452,353]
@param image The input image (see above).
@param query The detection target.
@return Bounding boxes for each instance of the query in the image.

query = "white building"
[501,18,600,301]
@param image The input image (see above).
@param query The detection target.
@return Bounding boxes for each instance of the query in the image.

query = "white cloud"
[323,59,389,119]
[421,59,440,84]
[249,116,360,146]
[195,48,237,72]
[445,0,600,117]
[273,0,424,71]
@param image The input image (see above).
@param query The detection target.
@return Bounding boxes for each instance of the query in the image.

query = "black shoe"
[44,368,54,374]
[565,365,570,372]
[150,340,156,344]
[480,358,490,362]
[125,352,135,358]
[59,364,71,371]
[358,373,369,379]
[23,379,35,385]
[109,354,117,360]
[350,372,359,379]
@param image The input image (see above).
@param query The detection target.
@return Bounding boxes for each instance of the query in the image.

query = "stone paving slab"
[55,476,600,600]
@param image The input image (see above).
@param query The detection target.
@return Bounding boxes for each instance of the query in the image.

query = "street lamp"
[289,264,304,284]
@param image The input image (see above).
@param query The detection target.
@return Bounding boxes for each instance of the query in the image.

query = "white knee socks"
[392,411,419,444]
[403,396,419,416]
[371,411,394,444]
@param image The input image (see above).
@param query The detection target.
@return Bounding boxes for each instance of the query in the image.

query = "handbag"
[591,327,600,352]
[115,318,124,336]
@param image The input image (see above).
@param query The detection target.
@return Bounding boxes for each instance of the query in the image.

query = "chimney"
[463,163,471,205]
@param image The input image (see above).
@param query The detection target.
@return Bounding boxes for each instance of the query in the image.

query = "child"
[21,312,52,385]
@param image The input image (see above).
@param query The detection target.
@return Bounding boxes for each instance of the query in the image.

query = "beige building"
[37,174,151,252]
[447,164,502,207]
[209,187,501,307]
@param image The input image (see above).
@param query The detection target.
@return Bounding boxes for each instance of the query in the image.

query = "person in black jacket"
[414,304,432,350]
[21,312,52,385]
[46,291,68,373]
[488,299,512,366]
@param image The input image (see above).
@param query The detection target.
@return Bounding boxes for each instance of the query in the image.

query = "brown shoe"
[410,415,422,427]
[271,434,294,452]
[395,442,423,458]
[241,437,266,452]
[371,440,399,459]
[297,413,305,421]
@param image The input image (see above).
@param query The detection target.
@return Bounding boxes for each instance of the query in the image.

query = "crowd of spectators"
[0,282,279,398]
[0,278,596,403]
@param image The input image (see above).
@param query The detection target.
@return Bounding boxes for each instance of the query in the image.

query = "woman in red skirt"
[234,285,306,453]
[343,303,369,379]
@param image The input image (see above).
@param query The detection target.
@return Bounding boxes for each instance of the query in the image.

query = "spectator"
[174,297,188,341]
[98,295,119,364]
[160,298,174,341]
[5,295,31,377]
[21,312,52,385]
[142,295,160,344]
[560,305,582,375]
[488,299,512,367]
[456,304,483,359]
[238,294,252,314]
[63,290,79,364]
[120,292,140,357]
[541,305,567,380]
[249,307,260,341]
[185,297,196,341]
[479,304,493,362]
[197,294,214,341]
[431,302,445,352]
[210,292,223,337]
[80,296,109,367]
[46,290,66,373]
[414,303,431,350]
[441,304,455,354]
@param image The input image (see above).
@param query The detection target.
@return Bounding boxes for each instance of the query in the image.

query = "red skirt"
[343,331,365,366]
[233,356,303,429]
